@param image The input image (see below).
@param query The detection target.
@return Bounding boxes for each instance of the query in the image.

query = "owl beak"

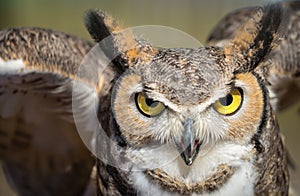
[175,118,202,166]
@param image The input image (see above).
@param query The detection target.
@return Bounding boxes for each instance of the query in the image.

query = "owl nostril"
[194,139,200,149]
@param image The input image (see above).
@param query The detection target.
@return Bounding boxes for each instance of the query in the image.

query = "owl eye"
[213,88,243,115]
[135,92,165,117]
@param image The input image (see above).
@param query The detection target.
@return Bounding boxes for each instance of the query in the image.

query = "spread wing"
[0,27,98,195]
[207,1,300,111]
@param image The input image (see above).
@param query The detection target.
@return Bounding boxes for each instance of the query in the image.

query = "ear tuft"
[85,10,122,43]
[85,10,157,68]
[224,3,285,71]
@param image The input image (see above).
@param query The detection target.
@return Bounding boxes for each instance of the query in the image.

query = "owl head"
[85,4,284,194]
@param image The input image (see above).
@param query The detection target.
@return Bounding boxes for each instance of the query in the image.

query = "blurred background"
[0,0,299,194]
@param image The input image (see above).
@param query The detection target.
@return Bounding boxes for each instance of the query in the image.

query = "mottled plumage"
[0,1,299,196]
[0,27,95,195]
[208,1,300,111]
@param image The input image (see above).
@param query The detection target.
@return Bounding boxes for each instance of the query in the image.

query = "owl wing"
[0,27,98,195]
[207,1,300,111]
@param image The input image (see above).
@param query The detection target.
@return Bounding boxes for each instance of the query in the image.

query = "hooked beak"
[175,118,202,166]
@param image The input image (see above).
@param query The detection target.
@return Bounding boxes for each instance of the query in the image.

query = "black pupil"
[145,98,158,107]
[219,94,233,106]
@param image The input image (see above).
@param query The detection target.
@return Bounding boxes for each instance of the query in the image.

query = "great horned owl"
[0,1,299,195]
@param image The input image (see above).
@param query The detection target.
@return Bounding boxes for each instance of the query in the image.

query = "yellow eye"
[213,88,243,115]
[135,93,165,117]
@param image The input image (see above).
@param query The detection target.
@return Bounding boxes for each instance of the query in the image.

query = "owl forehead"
[131,48,234,105]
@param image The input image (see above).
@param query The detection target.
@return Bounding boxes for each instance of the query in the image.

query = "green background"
[0,0,299,194]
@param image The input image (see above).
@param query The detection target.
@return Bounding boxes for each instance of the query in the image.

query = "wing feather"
[0,27,97,195]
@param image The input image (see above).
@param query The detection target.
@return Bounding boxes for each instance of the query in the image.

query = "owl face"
[108,47,267,195]
[111,47,265,167]
[85,5,285,194]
